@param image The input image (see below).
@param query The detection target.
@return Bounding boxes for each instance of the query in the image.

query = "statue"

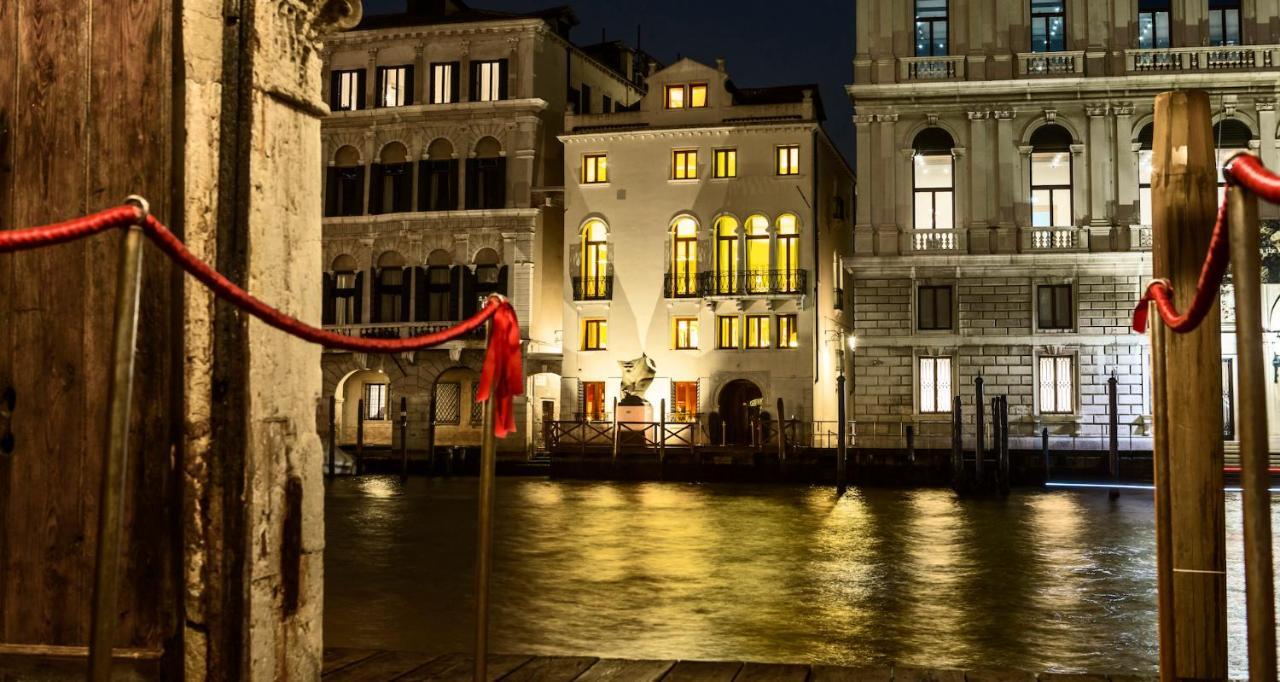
[618,354,657,402]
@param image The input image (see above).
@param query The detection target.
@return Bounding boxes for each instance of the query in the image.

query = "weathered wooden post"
[837,372,848,495]
[356,398,365,476]
[658,399,667,466]
[905,424,915,465]
[328,394,337,480]
[951,397,964,491]
[399,396,409,482]
[1227,180,1277,679]
[999,396,1010,495]
[1108,376,1120,499]
[1042,427,1051,486]
[974,377,985,480]
[611,397,619,462]
[1150,90,1227,679]
[776,397,786,462]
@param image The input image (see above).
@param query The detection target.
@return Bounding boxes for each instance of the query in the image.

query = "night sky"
[362,0,858,160]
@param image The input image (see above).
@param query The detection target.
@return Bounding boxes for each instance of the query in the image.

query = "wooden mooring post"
[1041,427,1050,486]
[399,396,409,482]
[950,397,963,491]
[998,396,1010,496]
[973,378,985,479]
[905,424,915,464]
[611,397,619,462]
[658,399,667,466]
[1108,376,1120,499]
[776,397,786,463]
[1150,90,1227,680]
[836,373,847,496]
[356,398,365,476]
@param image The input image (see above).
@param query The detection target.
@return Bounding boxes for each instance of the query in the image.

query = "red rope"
[1132,153,1271,335]
[0,206,524,438]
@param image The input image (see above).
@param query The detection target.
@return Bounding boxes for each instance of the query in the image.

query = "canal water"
[324,477,1279,677]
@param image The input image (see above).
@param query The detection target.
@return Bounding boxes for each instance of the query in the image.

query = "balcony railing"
[899,55,966,82]
[1017,50,1086,77]
[325,322,486,341]
[664,272,700,299]
[572,275,613,301]
[909,229,962,253]
[1025,226,1085,252]
[1126,45,1277,73]
[699,270,808,297]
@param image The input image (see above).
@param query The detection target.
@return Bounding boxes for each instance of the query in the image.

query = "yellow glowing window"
[714,216,739,294]
[777,145,800,175]
[582,318,607,351]
[713,149,737,178]
[777,315,798,348]
[745,215,770,292]
[673,149,698,180]
[582,381,606,421]
[745,315,771,349]
[717,315,740,349]
[672,381,698,421]
[581,154,608,184]
[673,317,699,350]
[671,216,699,296]
[776,213,800,292]
[689,83,708,108]
[665,84,685,109]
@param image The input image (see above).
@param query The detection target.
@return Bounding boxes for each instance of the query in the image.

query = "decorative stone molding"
[926,113,939,126]
[1112,102,1134,116]
[1069,143,1086,156]
[877,113,900,123]
[967,110,990,121]
[852,114,876,125]
[1085,103,1108,117]
[1017,144,1034,157]
[994,110,1015,120]
[951,147,967,159]
[1257,99,1276,112]
[900,148,917,160]
[1043,109,1058,123]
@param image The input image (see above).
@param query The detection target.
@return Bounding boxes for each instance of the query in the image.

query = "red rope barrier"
[0,205,524,437]
[1132,153,1271,335]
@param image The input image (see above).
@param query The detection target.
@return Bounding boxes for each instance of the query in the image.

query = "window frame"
[776,314,799,349]
[672,149,699,180]
[1037,354,1076,415]
[689,83,709,108]
[472,59,505,102]
[332,69,364,111]
[581,153,608,185]
[673,317,699,350]
[917,284,955,332]
[1208,0,1242,47]
[776,145,801,176]
[713,148,738,179]
[914,0,950,57]
[717,315,741,350]
[582,381,607,421]
[917,356,954,415]
[665,84,686,109]
[672,381,699,422]
[1036,283,1075,331]
[365,383,389,421]
[430,62,458,104]
[433,382,462,425]
[670,217,699,298]
[582,318,608,351]
[912,150,954,231]
[1030,0,1067,53]
[745,315,771,349]
[377,65,411,108]
[1136,1,1171,50]
[1030,150,1074,228]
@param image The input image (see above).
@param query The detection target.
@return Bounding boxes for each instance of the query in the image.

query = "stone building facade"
[848,0,1280,452]
[559,58,855,446]
[318,0,645,453]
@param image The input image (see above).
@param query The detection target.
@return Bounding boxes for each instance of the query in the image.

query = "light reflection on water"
[324,477,1278,677]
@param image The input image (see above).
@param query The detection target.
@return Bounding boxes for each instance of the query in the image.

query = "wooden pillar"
[1109,376,1120,499]
[1151,90,1227,680]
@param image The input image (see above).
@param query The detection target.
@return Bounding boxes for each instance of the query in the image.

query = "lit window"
[919,356,953,414]
[1038,356,1075,414]
[582,381,606,421]
[918,285,953,331]
[714,216,740,295]
[1030,125,1073,228]
[915,0,949,56]
[365,383,388,421]
[1137,1,1171,50]
[378,65,411,107]
[1030,0,1066,53]
[582,154,608,184]
[332,69,364,111]
[582,319,607,351]
[777,145,800,175]
[713,149,737,178]
[1037,284,1074,330]
[1214,120,1254,205]
[670,217,699,297]
[673,149,698,180]
[689,83,708,108]
[777,315,798,349]
[673,318,699,350]
[1209,0,1241,47]
[745,315,771,349]
[431,62,457,104]
[434,383,460,425]
[665,84,685,109]
[776,214,800,293]
[672,381,698,422]
[472,60,505,102]
[745,215,770,293]
[580,219,609,300]
[717,315,740,349]
[913,128,955,230]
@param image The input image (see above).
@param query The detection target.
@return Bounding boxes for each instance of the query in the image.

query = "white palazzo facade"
[848,0,1280,453]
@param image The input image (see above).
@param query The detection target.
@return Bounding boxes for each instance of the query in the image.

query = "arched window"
[669,216,699,298]
[1214,119,1254,202]
[579,219,610,300]
[473,247,507,307]
[323,254,362,326]
[421,249,453,322]
[467,137,506,210]
[776,214,800,293]
[325,146,365,218]
[1137,123,1154,227]
[421,138,458,212]
[374,251,409,324]
[1030,124,1073,228]
[912,128,954,231]
[744,215,770,293]
[370,142,412,215]
[714,216,739,295]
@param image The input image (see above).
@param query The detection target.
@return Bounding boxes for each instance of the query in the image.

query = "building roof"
[729,83,825,121]
[354,0,577,34]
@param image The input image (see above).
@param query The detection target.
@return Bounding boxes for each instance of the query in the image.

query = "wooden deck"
[322,649,1159,681]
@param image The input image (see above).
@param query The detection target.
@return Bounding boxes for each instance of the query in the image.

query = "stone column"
[458,40,471,102]
[506,36,520,101]
[365,47,378,107]
[1016,144,1034,230]
[361,241,375,323]
[967,110,992,229]
[413,42,426,105]
[1113,102,1138,234]
[362,131,374,214]
[410,150,421,211]
[512,118,539,208]
[872,114,897,231]
[852,114,879,254]
[1070,142,1087,229]
[995,110,1017,228]
[1087,104,1114,242]
[951,146,968,230]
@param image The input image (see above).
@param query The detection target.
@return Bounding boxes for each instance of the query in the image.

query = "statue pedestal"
[617,401,653,446]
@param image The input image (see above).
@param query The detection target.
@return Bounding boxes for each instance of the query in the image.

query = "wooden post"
[611,397,619,462]
[328,395,337,480]
[974,377,985,479]
[776,397,786,462]
[905,424,915,464]
[1227,182,1277,680]
[951,397,964,491]
[658,399,667,466]
[836,373,847,495]
[999,396,1010,495]
[426,390,438,475]
[1151,90,1227,680]
[356,398,365,476]
[1151,303,1178,679]
[1041,427,1050,486]
[399,396,409,482]
[1108,376,1120,499]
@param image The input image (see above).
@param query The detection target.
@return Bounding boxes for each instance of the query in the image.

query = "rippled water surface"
[325,477,1279,676]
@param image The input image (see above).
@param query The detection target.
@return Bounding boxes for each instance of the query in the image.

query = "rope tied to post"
[0,204,524,438]
[1132,153,1280,335]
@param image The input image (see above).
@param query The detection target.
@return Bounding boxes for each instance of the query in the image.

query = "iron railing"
[699,269,807,297]
[572,275,613,301]
[664,272,700,298]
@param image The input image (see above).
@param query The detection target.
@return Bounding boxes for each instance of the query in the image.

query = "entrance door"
[718,379,763,446]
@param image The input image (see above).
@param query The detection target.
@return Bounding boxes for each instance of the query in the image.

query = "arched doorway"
[718,379,763,446]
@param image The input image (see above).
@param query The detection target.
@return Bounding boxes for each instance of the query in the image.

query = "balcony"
[908,229,963,254]
[664,273,700,299]
[1024,227,1086,252]
[698,270,808,297]
[1017,50,1085,77]
[573,275,613,302]
[1125,45,1277,74]
[899,55,966,82]
[324,322,486,341]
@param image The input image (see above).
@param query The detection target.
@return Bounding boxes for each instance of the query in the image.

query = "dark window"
[602,94,612,112]
[424,266,451,322]
[1209,0,1241,47]
[918,285,954,331]
[419,159,457,211]
[466,157,507,209]
[580,84,593,114]
[377,65,412,107]
[1037,284,1074,330]
[1030,0,1066,53]
[434,383,461,425]
[915,0,949,56]
[324,166,365,217]
[329,69,365,111]
[368,163,413,214]
[1137,0,1171,49]
[375,266,410,324]
[328,270,361,325]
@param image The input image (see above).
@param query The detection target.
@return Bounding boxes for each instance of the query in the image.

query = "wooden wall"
[0,0,182,671]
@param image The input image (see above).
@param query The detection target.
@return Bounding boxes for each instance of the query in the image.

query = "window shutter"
[368,164,384,215]
[356,70,367,110]
[449,266,463,320]
[350,167,365,215]
[414,267,428,321]
[329,70,341,110]
[324,167,339,217]
[491,157,507,208]
[469,61,480,102]
[370,269,383,322]
[417,161,429,211]
[353,272,365,324]
[322,273,336,326]
[403,65,415,106]
[401,267,412,321]
[448,159,460,210]
[394,165,413,213]
[461,267,478,318]
[497,59,509,100]
[496,266,509,297]
[449,62,460,103]
[465,159,479,209]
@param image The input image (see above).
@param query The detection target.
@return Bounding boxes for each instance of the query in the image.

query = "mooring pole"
[426,390,438,475]
[1151,90,1227,680]
[658,399,667,466]
[951,397,963,490]
[974,377,985,480]
[1041,427,1050,486]
[472,391,499,682]
[776,397,786,463]
[328,394,337,480]
[1151,304,1177,679]
[356,399,365,476]
[611,397,620,462]
[905,424,915,465]
[399,396,409,482]
[999,396,1010,495]
[836,372,847,496]
[88,204,146,682]
[1227,181,1277,680]
[1108,376,1120,499]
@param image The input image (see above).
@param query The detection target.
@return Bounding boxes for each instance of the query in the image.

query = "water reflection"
[325,478,1276,677]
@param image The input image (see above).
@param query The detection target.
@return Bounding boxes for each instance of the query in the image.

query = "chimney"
[716,58,726,73]
[648,60,658,76]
